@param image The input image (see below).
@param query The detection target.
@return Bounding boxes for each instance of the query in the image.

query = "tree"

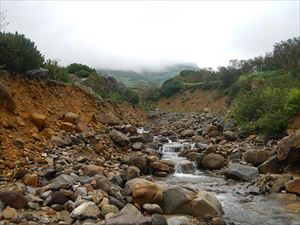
[0,32,44,73]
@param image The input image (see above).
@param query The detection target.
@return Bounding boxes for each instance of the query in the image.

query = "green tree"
[0,32,44,73]
[160,79,183,97]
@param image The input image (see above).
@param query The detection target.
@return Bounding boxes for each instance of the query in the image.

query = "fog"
[1,1,299,72]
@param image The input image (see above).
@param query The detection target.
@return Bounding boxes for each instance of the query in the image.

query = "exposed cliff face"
[0,74,146,176]
[156,89,227,114]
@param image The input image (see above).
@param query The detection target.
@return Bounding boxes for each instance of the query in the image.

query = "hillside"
[0,73,146,177]
[97,63,199,87]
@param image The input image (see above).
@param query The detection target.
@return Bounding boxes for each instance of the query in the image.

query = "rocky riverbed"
[0,110,299,225]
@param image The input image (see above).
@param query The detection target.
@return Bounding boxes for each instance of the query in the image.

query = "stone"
[92,190,103,204]
[0,191,27,209]
[22,174,39,187]
[243,149,273,166]
[212,217,226,225]
[143,203,163,214]
[101,204,119,215]
[123,166,140,182]
[44,191,68,206]
[225,163,259,181]
[106,216,151,225]
[258,156,279,174]
[63,112,80,125]
[180,129,194,138]
[2,206,18,220]
[178,160,195,173]
[208,130,219,138]
[167,216,190,225]
[70,201,101,220]
[151,214,168,225]
[124,155,148,173]
[223,131,236,141]
[202,153,225,169]
[277,130,300,165]
[44,174,74,190]
[61,122,75,132]
[15,169,29,180]
[132,142,145,151]
[129,135,144,143]
[124,178,163,206]
[109,130,130,147]
[91,175,111,193]
[12,138,25,149]
[285,179,300,195]
[162,186,197,214]
[83,165,104,177]
[30,113,47,131]
[95,112,121,126]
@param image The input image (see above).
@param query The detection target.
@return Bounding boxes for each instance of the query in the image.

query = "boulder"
[124,155,148,173]
[123,166,140,182]
[60,122,75,132]
[132,142,145,151]
[223,131,236,141]
[102,204,119,215]
[124,178,163,206]
[202,153,225,169]
[44,174,74,190]
[180,129,194,138]
[162,186,197,214]
[30,113,47,131]
[151,214,168,225]
[276,130,300,165]
[110,130,130,147]
[70,201,101,220]
[243,149,273,166]
[0,191,27,209]
[258,156,279,174]
[178,160,195,173]
[150,161,174,174]
[225,163,259,181]
[2,206,18,220]
[167,216,190,225]
[143,203,163,214]
[83,165,104,177]
[95,112,121,126]
[185,152,203,165]
[285,179,300,195]
[22,174,39,187]
[44,191,68,206]
[63,112,80,124]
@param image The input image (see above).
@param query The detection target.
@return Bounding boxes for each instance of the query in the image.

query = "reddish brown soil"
[0,74,146,176]
[156,89,227,114]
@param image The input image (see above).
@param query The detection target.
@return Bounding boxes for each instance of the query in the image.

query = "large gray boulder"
[243,149,273,166]
[202,153,225,169]
[225,163,259,181]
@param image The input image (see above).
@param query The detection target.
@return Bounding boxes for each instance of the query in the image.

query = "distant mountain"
[97,63,199,87]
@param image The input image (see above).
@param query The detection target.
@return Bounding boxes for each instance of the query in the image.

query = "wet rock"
[83,165,104,177]
[143,203,163,214]
[0,191,27,209]
[30,113,47,131]
[63,112,80,125]
[185,152,204,165]
[70,201,101,220]
[212,217,226,225]
[150,161,174,175]
[225,163,259,181]
[243,149,273,166]
[258,156,279,174]
[270,176,293,193]
[123,166,140,182]
[151,214,167,225]
[132,142,145,151]
[202,153,225,169]
[178,160,195,173]
[277,130,300,165]
[109,130,130,147]
[2,206,18,220]
[124,178,163,206]
[223,131,236,141]
[285,179,300,195]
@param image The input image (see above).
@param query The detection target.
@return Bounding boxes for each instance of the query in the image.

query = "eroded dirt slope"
[0,74,146,176]
[156,89,227,113]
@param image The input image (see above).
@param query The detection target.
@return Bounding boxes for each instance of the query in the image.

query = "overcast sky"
[1,1,299,72]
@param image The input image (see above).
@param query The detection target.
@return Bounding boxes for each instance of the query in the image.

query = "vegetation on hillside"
[155,37,300,138]
[0,31,139,105]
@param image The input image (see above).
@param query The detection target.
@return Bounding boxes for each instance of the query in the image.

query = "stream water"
[156,140,300,225]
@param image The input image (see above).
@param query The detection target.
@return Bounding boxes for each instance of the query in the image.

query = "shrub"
[160,79,183,97]
[0,32,44,73]
[44,59,69,83]
[232,87,300,138]
[66,63,96,78]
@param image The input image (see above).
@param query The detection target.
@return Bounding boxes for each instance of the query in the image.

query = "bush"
[66,63,96,78]
[0,32,44,73]
[160,79,183,97]
[232,87,300,138]
[44,59,69,83]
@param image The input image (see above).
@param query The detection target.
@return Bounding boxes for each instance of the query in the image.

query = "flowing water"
[156,141,300,225]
